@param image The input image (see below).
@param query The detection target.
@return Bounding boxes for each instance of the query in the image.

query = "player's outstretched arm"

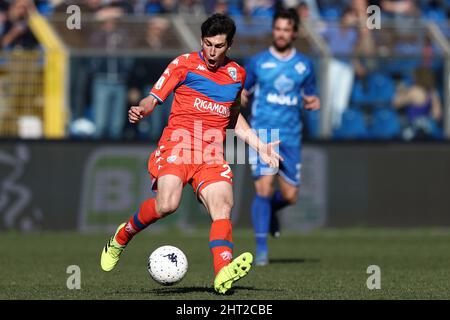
[128,95,158,124]
[234,114,284,168]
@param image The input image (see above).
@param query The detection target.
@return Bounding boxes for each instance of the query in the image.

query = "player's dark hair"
[273,7,300,31]
[201,13,236,45]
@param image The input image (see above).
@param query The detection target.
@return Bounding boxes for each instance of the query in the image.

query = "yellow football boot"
[100,223,126,272]
[214,252,253,294]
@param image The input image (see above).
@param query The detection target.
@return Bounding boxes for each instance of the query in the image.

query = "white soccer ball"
[147,245,188,285]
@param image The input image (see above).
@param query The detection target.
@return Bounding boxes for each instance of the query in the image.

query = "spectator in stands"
[350,10,380,111]
[0,1,8,131]
[379,0,419,18]
[294,0,321,21]
[213,0,229,14]
[0,0,41,136]
[109,0,135,14]
[321,7,358,128]
[294,1,323,53]
[84,0,102,14]
[89,4,132,56]
[352,1,377,78]
[78,0,102,14]
[126,56,173,141]
[178,0,206,16]
[0,1,9,37]
[296,1,327,29]
[379,0,420,30]
[52,1,101,126]
[394,66,443,140]
[296,0,309,20]
[354,28,377,79]
[141,16,170,49]
[1,0,38,50]
[160,0,178,13]
[88,4,135,139]
[351,0,369,21]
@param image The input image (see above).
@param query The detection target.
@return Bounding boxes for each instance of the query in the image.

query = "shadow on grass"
[269,258,320,264]
[117,286,283,296]
[151,285,273,296]
[151,286,215,295]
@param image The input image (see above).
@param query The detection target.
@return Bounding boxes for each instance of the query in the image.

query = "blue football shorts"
[249,143,302,186]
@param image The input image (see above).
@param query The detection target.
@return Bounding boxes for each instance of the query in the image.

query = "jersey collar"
[269,46,297,62]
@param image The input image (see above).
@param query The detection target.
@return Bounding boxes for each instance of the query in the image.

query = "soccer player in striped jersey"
[100,13,282,294]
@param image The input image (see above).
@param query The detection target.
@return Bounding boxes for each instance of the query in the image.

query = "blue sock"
[251,195,271,255]
[271,191,289,213]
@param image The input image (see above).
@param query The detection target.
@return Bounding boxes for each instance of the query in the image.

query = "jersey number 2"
[220,164,231,179]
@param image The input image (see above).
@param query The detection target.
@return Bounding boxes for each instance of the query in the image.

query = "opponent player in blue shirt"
[241,8,320,266]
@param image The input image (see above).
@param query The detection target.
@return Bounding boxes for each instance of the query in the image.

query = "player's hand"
[128,106,145,123]
[303,95,320,110]
[258,140,284,168]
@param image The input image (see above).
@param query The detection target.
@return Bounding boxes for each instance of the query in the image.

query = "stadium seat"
[250,7,275,18]
[350,73,395,108]
[146,3,162,14]
[423,9,447,21]
[385,59,420,77]
[368,73,396,106]
[350,78,370,106]
[38,2,53,16]
[229,6,244,17]
[369,108,401,139]
[320,7,341,19]
[333,108,368,140]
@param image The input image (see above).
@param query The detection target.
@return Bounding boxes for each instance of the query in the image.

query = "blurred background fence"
[0,50,44,137]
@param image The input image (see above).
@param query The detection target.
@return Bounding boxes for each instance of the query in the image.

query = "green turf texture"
[1,228,450,300]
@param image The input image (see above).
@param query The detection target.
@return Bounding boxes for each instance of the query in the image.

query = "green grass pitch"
[1,228,450,300]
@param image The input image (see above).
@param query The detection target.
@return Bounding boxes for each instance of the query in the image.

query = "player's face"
[201,34,230,70]
[272,18,297,52]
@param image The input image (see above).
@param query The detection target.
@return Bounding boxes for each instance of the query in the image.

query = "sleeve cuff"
[149,92,164,104]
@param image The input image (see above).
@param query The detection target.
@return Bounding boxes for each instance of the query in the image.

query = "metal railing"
[0,50,44,138]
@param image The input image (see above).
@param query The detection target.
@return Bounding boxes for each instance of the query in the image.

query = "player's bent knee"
[156,199,179,216]
[255,176,275,197]
[283,192,298,205]
[286,194,298,205]
[209,201,233,220]
[255,186,273,198]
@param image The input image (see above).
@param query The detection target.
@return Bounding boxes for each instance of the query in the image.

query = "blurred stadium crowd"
[0,0,449,141]
[2,0,450,19]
